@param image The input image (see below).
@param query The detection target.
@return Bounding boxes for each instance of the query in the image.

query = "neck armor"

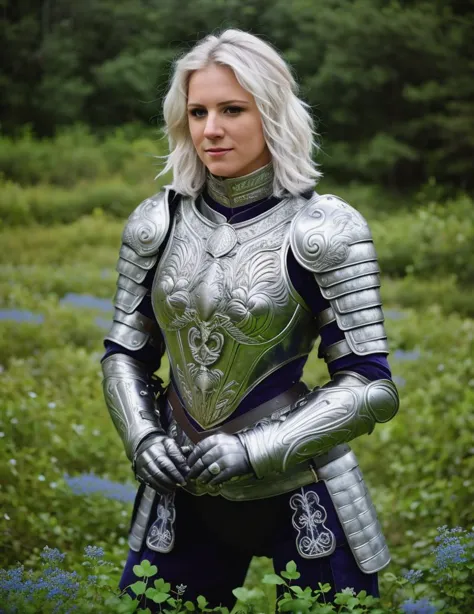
[206,162,274,208]
[151,194,318,429]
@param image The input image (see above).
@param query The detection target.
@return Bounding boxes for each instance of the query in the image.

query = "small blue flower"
[84,545,105,561]
[64,473,136,503]
[40,546,66,565]
[402,569,424,584]
[432,527,468,571]
[400,598,438,614]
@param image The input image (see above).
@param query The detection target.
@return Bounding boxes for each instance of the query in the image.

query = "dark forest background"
[1,0,473,192]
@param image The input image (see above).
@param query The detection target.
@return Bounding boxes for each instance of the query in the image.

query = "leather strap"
[167,382,308,444]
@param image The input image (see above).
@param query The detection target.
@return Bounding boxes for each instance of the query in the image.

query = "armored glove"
[187,433,252,486]
[133,433,189,494]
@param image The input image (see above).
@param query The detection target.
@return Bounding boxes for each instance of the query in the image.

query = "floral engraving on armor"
[123,194,168,257]
[152,201,313,427]
[177,363,239,426]
[146,492,176,553]
[289,488,336,559]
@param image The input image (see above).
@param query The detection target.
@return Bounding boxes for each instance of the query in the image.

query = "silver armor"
[103,184,399,573]
[151,193,318,429]
[102,189,171,458]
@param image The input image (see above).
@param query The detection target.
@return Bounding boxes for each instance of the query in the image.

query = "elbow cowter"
[238,371,399,479]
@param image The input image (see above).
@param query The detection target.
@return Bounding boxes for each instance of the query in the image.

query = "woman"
[101,29,399,610]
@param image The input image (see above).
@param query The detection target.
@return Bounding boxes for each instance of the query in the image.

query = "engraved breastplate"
[151,196,318,429]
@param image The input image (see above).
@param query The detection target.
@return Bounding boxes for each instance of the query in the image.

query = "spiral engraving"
[122,193,170,257]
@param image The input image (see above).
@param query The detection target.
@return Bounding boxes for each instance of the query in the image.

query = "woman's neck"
[206,162,274,208]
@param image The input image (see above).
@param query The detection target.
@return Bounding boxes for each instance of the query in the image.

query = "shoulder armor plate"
[106,189,172,350]
[290,194,389,358]
[122,189,171,257]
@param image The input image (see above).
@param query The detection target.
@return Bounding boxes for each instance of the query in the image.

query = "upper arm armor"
[105,189,171,351]
[290,194,389,362]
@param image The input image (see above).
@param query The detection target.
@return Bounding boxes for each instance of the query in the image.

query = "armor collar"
[206,162,274,208]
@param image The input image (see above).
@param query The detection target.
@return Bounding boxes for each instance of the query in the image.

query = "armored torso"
[151,194,318,429]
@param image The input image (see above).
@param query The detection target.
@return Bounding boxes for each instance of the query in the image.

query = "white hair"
[158,29,322,197]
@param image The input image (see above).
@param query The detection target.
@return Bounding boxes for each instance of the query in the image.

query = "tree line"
[1,0,473,190]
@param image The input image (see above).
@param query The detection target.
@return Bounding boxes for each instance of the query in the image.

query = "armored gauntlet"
[238,371,399,478]
[101,354,165,461]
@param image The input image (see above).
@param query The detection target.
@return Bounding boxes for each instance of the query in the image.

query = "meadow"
[0,128,473,613]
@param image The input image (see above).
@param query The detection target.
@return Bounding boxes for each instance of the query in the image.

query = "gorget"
[151,194,319,429]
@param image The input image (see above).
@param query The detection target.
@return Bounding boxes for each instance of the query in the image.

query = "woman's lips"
[206,149,232,157]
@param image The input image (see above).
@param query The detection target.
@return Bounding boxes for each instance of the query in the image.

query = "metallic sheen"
[206,162,274,208]
[290,193,389,358]
[238,371,399,478]
[152,194,317,429]
[105,190,170,350]
[101,354,165,460]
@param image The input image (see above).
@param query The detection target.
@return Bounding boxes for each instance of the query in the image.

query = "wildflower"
[84,545,105,561]
[40,546,66,565]
[71,423,85,435]
[9,459,16,466]
[340,587,356,595]
[48,402,57,409]
[65,473,136,503]
[403,569,424,584]
[38,475,46,481]
[400,598,438,614]
[432,526,468,571]
[176,584,187,596]
[0,432,5,438]
[28,391,37,398]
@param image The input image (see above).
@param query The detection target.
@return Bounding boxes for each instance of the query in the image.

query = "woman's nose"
[203,113,224,139]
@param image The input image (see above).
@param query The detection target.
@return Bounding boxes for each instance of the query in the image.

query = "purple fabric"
[119,481,378,610]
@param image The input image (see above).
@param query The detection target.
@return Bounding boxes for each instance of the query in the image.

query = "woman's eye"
[189,108,207,118]
[224,106,243,115]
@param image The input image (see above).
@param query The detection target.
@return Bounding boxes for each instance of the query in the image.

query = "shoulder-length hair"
[158,29,322,197]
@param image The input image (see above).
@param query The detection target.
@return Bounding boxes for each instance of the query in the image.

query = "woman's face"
[187,63,271,178]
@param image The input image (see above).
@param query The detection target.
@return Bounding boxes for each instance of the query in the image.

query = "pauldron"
[105,189,171,351]
[290,193,389,363]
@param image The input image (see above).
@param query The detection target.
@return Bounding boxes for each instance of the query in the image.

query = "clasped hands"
[133,432,251,494]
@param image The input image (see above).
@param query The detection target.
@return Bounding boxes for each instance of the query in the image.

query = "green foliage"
[1,1,473,189]
[3,536,473,612]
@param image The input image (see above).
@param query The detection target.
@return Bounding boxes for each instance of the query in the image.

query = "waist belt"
[167,381,308,444]
[166,382,350,501]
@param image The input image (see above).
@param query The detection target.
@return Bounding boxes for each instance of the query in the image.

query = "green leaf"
[289,586,304,595]
[153,578,171,592]
[130,580,147,596]
[232,587,251,602]
[146,590,170,604]
[279,598,310,612]
[184,601,196,611]
[133,564,146,578]
[263,573,286,585]
[197,595,209,609]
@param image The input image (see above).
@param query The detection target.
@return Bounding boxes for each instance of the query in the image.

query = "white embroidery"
[146,492,176,553]
[289,488,336,559]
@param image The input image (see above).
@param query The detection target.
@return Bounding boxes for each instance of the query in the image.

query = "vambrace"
[101,354,165,461]
[238,371,399,479]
